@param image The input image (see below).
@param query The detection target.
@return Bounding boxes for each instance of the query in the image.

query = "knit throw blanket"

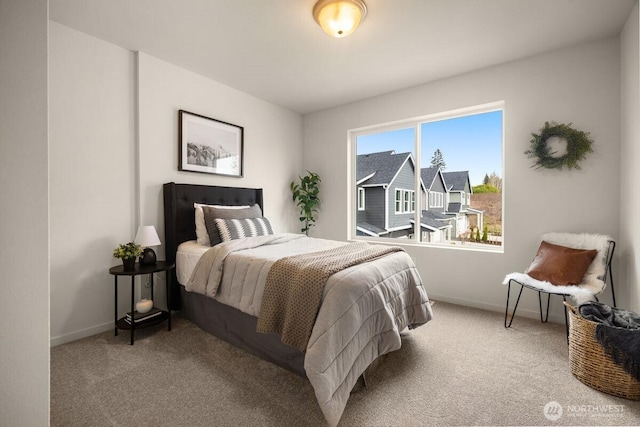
[256,242,404,352]
[579,302,640,381]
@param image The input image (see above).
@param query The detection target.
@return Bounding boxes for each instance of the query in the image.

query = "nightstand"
[108,261,175,345]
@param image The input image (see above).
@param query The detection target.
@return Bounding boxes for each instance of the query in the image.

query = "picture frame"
[178,110,243,177]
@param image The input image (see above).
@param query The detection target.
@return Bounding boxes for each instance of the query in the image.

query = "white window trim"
[349,101,504,252]
[396,188,415,214]
[429,191,444,208]
[357,187,365,211]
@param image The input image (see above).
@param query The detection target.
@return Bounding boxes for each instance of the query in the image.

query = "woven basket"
[565,303,640,400]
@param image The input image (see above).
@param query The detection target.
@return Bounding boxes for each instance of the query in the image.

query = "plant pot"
[122,257,136,271]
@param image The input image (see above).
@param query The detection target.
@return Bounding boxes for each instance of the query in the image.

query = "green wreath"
[525,121,594,170]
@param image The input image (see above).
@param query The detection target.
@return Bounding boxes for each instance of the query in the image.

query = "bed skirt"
[179,285,307,378]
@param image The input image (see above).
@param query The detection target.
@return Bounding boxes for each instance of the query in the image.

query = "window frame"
[394,189,415,214]
[357,187,365,211]
[349,101,504,252]
[429,191,444,208]
[395,189,403,214]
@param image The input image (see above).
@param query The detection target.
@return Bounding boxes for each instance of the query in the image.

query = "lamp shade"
[313,0,367,38]
[134,225,161,247]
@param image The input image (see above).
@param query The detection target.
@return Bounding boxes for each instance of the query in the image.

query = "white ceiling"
[49,0,636,114]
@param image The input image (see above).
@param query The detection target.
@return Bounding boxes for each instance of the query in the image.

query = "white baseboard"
[51,295,566,348]
[50,321,113,347]
[428,293,567,325]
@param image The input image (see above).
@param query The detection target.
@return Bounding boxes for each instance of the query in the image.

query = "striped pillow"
[203,204,263,246]
[215,217,274,241]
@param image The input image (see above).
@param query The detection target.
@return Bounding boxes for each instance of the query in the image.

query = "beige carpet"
[50,302,640,426]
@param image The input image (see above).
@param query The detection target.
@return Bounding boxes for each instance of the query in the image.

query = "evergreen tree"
[430,149,446,170]
[480,172,503,191]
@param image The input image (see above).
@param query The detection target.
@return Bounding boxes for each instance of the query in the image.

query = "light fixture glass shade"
[134,225,161,247]
[313,0,367,38]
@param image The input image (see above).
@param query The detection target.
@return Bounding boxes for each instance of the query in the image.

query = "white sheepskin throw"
[503,232,612,305]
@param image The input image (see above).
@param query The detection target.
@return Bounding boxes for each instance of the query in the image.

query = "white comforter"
[184,233,433,426]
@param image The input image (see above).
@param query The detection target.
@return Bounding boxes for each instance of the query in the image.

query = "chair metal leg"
[538,291,551,323]
[505,280,524,328]
[609,267,616,307]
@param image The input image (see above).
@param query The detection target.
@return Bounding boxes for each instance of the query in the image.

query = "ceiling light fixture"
[313,0,367,38]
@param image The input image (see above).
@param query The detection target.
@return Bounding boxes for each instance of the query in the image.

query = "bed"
[162,182,433,426]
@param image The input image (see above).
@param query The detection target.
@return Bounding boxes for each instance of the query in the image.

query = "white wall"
[49,24,303,345]
[303,38,622,321]
[45,4,638,342]
[0,0,50,424]
[620,2,640,313]
[137,53,302,241]
[49,22,136,345]
[136,52,303,307]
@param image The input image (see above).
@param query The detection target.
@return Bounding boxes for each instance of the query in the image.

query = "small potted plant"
[113,241,143,271]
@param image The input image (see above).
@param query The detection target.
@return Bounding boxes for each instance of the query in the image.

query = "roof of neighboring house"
[411,210,453,230]
[467,207,484,214]
[356,222,388,236]
[442,171,470,192]
[357,151,412,186]
[420,167,439,189]
[447,202,462,213]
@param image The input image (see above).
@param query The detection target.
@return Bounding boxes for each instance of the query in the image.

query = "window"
[399,190,414,213]
[429,192,443,208]
[395,189,414,213]
[351,103,503,250]
[357,187,365,210]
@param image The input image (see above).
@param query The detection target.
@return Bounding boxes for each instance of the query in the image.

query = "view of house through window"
[353,106,503,250]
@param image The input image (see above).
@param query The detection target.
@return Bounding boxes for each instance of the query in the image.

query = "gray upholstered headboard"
[162,182,264,309]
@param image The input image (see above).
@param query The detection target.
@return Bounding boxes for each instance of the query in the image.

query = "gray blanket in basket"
[579,302,640,381]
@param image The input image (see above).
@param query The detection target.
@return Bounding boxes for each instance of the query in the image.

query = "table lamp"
[134,225,161,265]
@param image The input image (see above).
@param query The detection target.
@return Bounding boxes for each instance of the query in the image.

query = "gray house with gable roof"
[356,151,423,238]
[418,167,454,242]
[442,171,484,237]
[356,150,483,242]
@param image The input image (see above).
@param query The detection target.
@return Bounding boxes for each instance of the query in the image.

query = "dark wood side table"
[108,261,175,345]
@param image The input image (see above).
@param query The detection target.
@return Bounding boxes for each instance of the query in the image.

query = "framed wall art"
[178,110,243,177]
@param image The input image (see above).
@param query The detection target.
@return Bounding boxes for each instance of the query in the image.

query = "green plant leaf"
[291,171,321,236]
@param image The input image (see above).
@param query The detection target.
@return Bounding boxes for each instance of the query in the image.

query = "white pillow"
[194,202,249,245]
